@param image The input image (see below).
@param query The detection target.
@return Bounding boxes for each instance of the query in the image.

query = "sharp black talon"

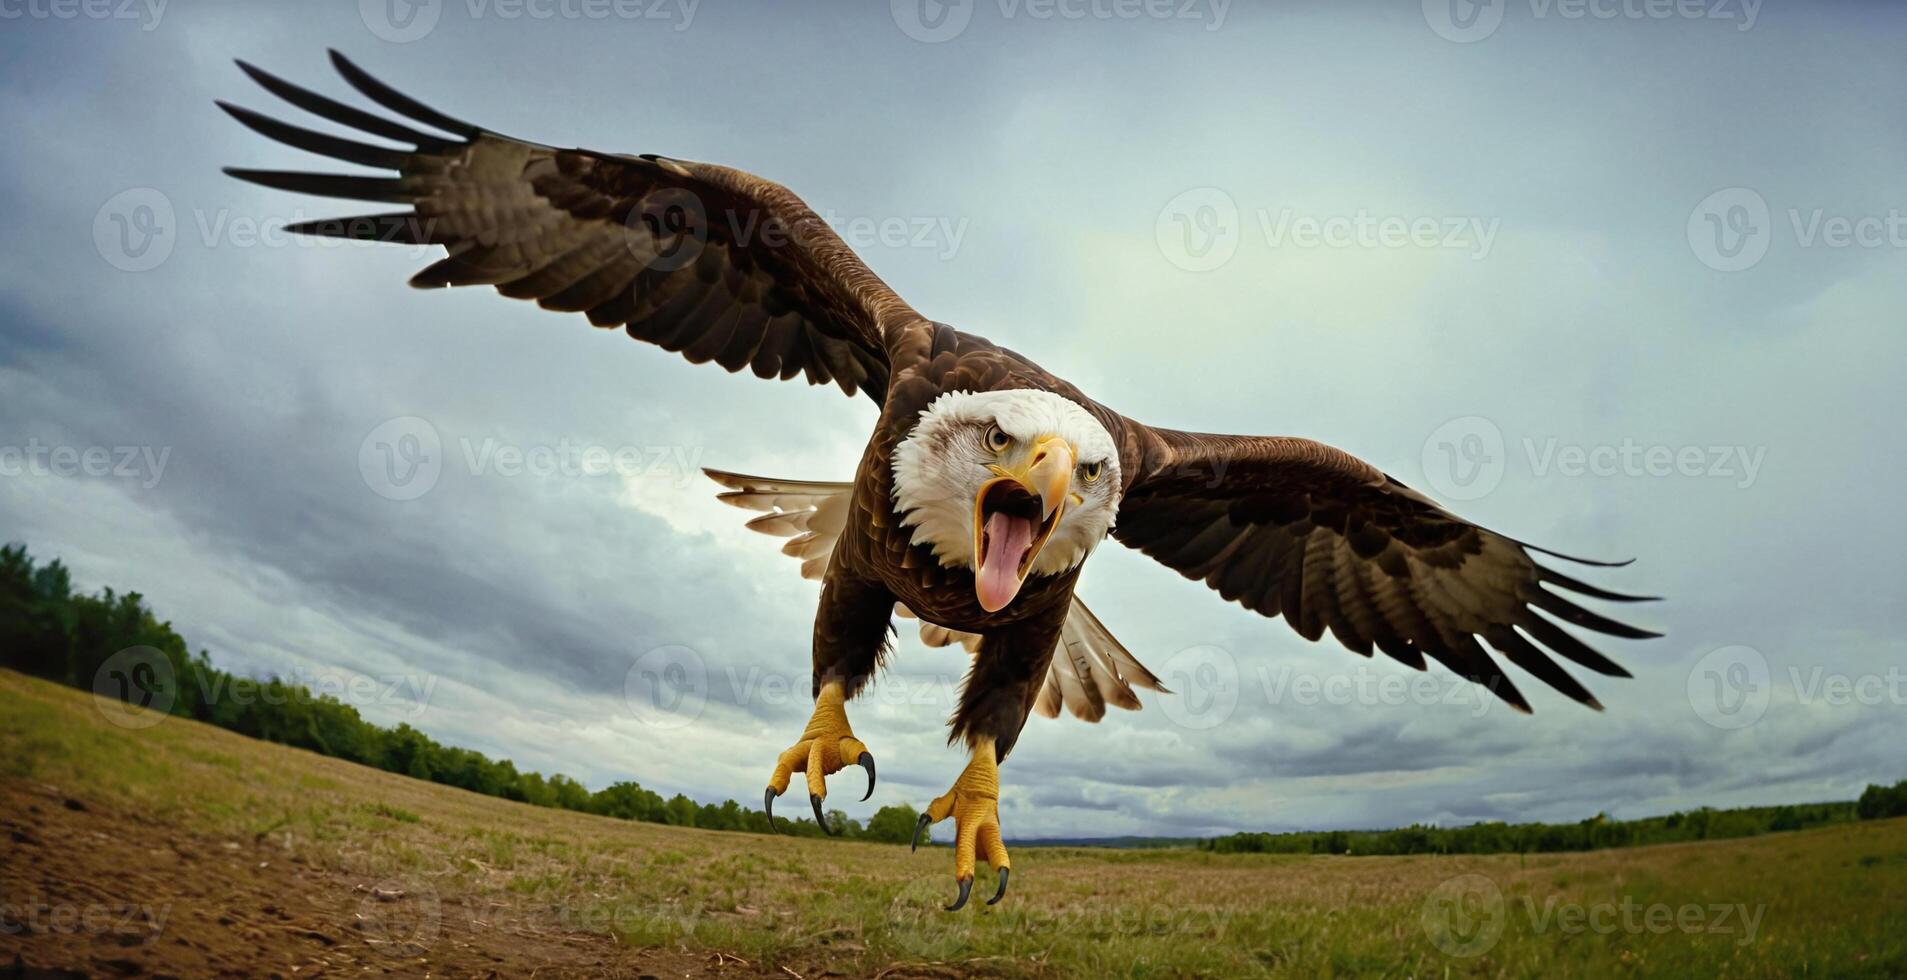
[857,751,876,801]
[987,867,1010,906]
[811,793,837,836]
[911,812,932,852]
[946,877,973,912]
[764,787,780,834]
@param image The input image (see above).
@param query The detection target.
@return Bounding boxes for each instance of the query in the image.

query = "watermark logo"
[891,0,974,42]
[1426,0,1760,42]
[1156,191,1498,272]
[1424,875,1768,955]
[1422,0,1506,43]
[360,0,699,41]
[1157,644,1238,730]
[354,879,441,956]
[1688,187,1771,272]
[93,188,174,273]
[1689,186,1907,272]
[359,0,440,41]
[1686,646,1903,730]
[98,194,443,271]
[1422,415,1506,502]
[624,645,707,729]
[1420,416,1766,502]
[1422,873,1507,957]
[1155,187,1240,273]
[1258,663,1500,718]
[91,646,178,730]
[359,416,443,502]
[1687,644,1770,730]
[357,418,712,501]
[627,186,709,273]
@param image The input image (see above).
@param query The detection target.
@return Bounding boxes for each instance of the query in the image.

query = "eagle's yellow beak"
[972,434,1076,612]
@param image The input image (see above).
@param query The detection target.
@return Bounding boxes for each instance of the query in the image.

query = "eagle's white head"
[892,389,1121,612]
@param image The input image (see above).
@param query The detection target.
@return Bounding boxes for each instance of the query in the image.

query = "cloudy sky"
[2,0,1903,838]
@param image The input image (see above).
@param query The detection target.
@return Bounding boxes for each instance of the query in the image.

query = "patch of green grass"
[4,667,1905,978]
[362,801,421,824]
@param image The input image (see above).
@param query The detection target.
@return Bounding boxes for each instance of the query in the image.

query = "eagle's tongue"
[976,509,1037,612]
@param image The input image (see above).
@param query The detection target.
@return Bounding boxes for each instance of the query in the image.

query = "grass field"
[3,667,1903,978]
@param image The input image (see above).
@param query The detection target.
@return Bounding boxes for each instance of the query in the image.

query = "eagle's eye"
[984,424,1010,453]
[1081,459,1103,483]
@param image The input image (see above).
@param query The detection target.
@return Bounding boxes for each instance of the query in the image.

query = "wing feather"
[223,51,926,404]
[1110,426,1658,711]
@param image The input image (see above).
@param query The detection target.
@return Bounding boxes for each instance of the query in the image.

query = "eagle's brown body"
[839,325,1107,757]
[224,54,1659,898]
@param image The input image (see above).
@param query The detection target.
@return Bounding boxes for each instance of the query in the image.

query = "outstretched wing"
[1111,427,1659,712]
[221,51,922,402]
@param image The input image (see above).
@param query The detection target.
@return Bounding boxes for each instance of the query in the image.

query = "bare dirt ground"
[0,781,775,980]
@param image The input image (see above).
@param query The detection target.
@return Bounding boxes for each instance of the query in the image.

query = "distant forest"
[0,543,920,843]
[1202,781,1907,856]
[5,542,1903,854]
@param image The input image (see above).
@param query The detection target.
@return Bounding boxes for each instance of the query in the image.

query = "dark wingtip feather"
[1527,587,1662,640]
[328,49,481,139]
[216,101,410,170]
[223,168,411,203]
[1523,544,1637,568]
[1537,566,1662,604]
[233,57,452,149]
[1483,626,1604,710]
[283,214,434,245]
[1517,615,1638,678]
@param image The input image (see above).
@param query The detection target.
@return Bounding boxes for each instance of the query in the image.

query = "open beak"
[972,434,1076,612]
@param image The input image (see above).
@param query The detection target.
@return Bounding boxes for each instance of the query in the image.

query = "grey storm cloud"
[2,1,1904,837]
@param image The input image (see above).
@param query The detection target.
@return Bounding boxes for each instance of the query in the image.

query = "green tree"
[865,803,923,844]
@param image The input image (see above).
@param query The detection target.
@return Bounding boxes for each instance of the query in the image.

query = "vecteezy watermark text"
[460,438,704,484]
[1688,186,1907,272]
[96,188,970,273]
[1151,645,1508,731]
[1156,188,1499,272]
[0,440,170,489]
[0,0,166,30]
[358,417,709,501]
[89,645,440,731]
[1421,416,1764,502]
[891,0,1231,43]
[1422,0,1761,44]
[1422,874,1766,958]
[359,0,700,43]
[1687,644,1906,730]
[1,899,172,944]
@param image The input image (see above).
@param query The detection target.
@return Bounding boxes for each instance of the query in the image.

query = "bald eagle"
[223,52,1657,911]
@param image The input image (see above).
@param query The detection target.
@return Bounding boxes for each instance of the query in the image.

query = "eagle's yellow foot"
[763,680,873,836]
[911,737,1010,911]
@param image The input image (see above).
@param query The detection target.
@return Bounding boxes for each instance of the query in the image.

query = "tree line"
[1202,787,1907,856]
[0,543,923,844]
[10,541,1901,855]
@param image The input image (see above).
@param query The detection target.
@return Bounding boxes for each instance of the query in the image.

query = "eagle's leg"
[763,679,873,834]
[912,736,1009,910]
[914,618,1061,910]
[764,573,892,835]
